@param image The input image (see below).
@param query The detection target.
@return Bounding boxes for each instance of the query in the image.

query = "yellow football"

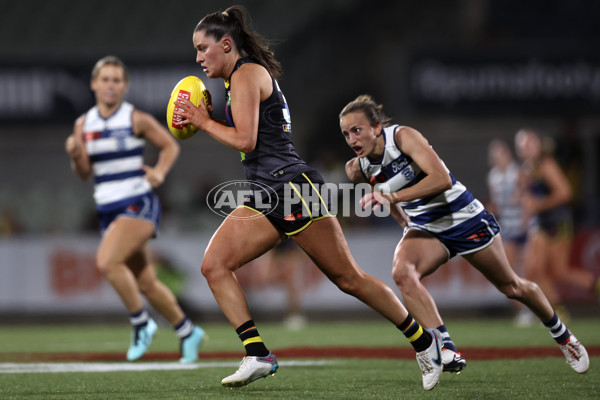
[166,76,211,140]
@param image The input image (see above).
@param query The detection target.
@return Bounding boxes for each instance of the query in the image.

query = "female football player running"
[340,94,589,376]
[174,5,443,391]
[65,55,205,363]
[515,129,600,319]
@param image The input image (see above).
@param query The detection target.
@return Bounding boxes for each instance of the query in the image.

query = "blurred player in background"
[486,139,529,325]
[174,5,444,391]
[340,95,590,376]
[65,55,205,363]
[515,128,600,321]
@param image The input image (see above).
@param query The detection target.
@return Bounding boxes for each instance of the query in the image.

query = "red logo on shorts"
[467,232,486,242]
[284,214,296,221]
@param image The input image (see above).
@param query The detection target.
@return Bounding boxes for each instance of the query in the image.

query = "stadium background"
[1,0,599,321]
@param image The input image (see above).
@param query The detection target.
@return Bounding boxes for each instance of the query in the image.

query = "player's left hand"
[142,165,165,188]
[361,191,393,212]
[173,98,213,131]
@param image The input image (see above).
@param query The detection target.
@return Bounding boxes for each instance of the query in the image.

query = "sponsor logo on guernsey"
[84,131,102,142]
[391,159,409,174]
[401,167,415,181]
[466,200,483,214]
[111,129,131,138]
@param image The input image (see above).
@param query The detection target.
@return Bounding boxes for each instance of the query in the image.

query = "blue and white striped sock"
[436,324,458,352]
[543,312,570,344]
[174,317,193,339]
[129,309,149,328]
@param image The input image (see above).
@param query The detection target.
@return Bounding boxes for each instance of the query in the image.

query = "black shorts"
[243,169,335,235]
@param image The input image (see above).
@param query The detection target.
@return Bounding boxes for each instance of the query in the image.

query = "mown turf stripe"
[0,360,337,374]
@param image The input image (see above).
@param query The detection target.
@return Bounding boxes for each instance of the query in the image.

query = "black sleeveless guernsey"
[224,57,312,192]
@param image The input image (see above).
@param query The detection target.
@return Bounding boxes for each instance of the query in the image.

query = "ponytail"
[195,5,282,79]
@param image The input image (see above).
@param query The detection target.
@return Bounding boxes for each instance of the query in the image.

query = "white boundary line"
[0,360,339,374]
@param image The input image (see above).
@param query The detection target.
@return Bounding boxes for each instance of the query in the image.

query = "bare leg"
[201,207,284,328]
[96,217,154,312]
[523,233,559,306]
[548,238,596,290]
[464,236,554,321]
[292,217,409,325]
[130,244,184,325]
[391,229,450,328]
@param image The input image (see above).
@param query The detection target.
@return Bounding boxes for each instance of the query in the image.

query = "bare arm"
[133,109,180,188]
[390,126,452,203]
[360,126,452,214]
[174,63,270,153]
[345,157,366,184]
[346,157,410,228]
[65,115,92,181]
[523,157,572,214]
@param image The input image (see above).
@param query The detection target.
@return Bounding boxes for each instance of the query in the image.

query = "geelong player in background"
[65,55,205,363]
[340,94,589,376]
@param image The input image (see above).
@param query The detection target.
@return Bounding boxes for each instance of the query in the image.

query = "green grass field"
[1,318,598,399]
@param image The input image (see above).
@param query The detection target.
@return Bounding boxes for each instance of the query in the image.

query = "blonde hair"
[91,55,129,83]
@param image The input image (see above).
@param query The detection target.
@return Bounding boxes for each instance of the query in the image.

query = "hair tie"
[222,11,229,17]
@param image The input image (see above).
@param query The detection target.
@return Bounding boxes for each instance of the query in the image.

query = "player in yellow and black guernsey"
[173,5,444,390]
[223,56,329,233]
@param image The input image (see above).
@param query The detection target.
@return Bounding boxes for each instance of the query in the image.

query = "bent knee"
[391,262,421,289]
[201,256,234,282]
[96,256,115,276]
[330,273,363,296]
[137,277,156,295]
[497,278,537,300]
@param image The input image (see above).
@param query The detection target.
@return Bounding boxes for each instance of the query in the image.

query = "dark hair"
[195,5,282,79]
[339,95,391,127]
[91,55,128,83]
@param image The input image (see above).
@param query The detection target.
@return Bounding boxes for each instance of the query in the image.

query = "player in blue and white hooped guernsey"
[486,139,530,325]
[65,55,205,364]
[340,95,589,375]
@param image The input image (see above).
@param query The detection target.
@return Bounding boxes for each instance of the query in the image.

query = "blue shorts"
[97,192,161,236]
[406,210,500,259]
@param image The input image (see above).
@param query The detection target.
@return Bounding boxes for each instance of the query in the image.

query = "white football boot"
[415,329,443,390]
[221,352,279,387]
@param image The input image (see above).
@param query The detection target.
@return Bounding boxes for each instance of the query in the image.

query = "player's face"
[340,111,381,158]
[91,65,127,107]
[488,142,511,169]
[193,30,228,79]
[515,130,540,161]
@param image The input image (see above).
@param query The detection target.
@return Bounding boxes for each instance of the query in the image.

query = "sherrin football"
[166,76,211,140]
